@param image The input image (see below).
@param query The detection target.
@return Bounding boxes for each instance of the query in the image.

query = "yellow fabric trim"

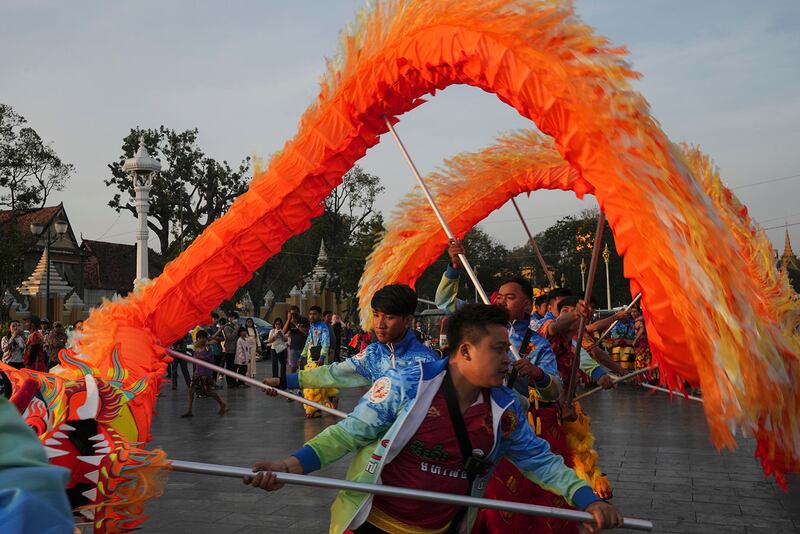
[366,505,451,534]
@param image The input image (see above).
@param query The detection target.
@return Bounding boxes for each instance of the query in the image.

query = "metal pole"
[510,197,555,288]
[165,349,347,418]
[382,116,520,361]
[383,116,489,305]
[574,365,656,402]
[171,459,654,531]
[45,235,51,321]
[592,293,642,348]
[566,213,605,402]
[641,383,704,403]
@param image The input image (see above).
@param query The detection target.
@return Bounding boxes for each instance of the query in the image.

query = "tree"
[106,127,251,260]
[0,104,73,210]
[414,227,512,302]
[237,166,385,319]
[0,222,36,323]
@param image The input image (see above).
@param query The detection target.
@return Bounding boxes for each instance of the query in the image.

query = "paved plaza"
[142,361,800,533]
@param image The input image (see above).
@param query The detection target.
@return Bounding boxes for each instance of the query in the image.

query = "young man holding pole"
[436,239,561,402]
[244,304,621,534]
[264,284,438,393]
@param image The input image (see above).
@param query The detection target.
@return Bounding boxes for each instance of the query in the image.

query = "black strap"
[441,368,478,482]
[507,326,536,389]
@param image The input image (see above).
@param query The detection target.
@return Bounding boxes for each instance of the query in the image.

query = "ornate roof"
[18,249,73,297]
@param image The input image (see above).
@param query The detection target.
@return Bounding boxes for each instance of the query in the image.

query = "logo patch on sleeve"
[369,377,392,404]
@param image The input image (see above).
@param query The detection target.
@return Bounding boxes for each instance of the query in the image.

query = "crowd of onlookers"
[1,316,81,395]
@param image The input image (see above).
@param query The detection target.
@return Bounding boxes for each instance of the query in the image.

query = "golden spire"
[782,224,794,259]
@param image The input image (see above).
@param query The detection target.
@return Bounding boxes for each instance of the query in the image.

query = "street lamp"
[580,256,587,292]
[123,137,161,284]
[30,217,69,321]
[602,242,611,309]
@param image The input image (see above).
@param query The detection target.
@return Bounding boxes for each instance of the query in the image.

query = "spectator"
[268,318,289,381]
[45,322,68,367]
[2,320,26,370]
[222,313,240,388]
[170,332,192,390]
[208,316,225,386]
[331,314,343,364]
[39,319,51,365]
[180,330,228,418]
[323,310,338,364]
[233,326,251,387]
[284,306,309,374]
[22,317,46,372]
[243,318,261,379]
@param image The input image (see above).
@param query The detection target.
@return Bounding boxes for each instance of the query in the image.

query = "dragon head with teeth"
[1,338,169,532]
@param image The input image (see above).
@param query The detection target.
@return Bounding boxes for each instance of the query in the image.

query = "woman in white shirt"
[267,318,289,382]
[243,318,261,379]
[233,327,251,387]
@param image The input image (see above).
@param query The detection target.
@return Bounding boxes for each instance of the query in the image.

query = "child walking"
[181,330,228,417]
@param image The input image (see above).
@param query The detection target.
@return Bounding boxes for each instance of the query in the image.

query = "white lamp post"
[122,137,161,285]
[30,217,69,321]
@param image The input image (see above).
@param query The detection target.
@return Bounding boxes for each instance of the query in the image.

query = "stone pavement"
[142,361,800,533]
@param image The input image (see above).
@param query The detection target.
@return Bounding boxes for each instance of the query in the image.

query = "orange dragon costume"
[3,1,799,532]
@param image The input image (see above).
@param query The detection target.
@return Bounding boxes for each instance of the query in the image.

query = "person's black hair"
[557,295,580,313]
[534,294,548,307]
[445,304,509,356]
[72,320,83,328]
[371,284,418,316]
[273,317,284,328]
[218,317,227,325]
[309,305,322,313]
[323,310,333,316]
[498,276,533,301]
[211,312,220,319]
[41,318,50,324]
[289,305,300,312]
[28,316,41,329]
[195,329,209,340]
[237,326,247,335]
[546,288,572,303]
[227,310,239,319]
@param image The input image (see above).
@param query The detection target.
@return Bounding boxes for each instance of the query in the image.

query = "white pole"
[135,181,151,281]
[574,365,656,401]
[641,383,704,403]
[166,349,347,418]
[382,116,521,361]
[383,116,489,304]
[171,459,654,531]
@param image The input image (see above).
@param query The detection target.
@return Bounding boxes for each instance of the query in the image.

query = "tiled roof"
[82,240,163,293]
[0,205,62,234]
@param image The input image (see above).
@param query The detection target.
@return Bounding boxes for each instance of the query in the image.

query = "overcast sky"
[2,1,799,257]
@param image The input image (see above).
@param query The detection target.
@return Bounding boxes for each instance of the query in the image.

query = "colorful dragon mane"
[7,0,798,530]
[357,129,800,486]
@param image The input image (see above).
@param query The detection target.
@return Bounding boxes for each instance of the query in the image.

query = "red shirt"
[537,319,575,387]
[372,388,494,530]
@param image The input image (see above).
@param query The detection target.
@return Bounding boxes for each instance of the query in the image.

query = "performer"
[435,239,561,402]
[244,304,622,534]
[303,306,330,366]
[264,285,438,393]
[479,291,615,533]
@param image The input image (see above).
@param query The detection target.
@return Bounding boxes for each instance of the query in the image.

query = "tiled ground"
[142,361,800,533]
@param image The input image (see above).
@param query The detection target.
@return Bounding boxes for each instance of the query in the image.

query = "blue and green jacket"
[301,320,331,364]
[287,328,439,390]
[292,358,600,533]
[436,265,561,400]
